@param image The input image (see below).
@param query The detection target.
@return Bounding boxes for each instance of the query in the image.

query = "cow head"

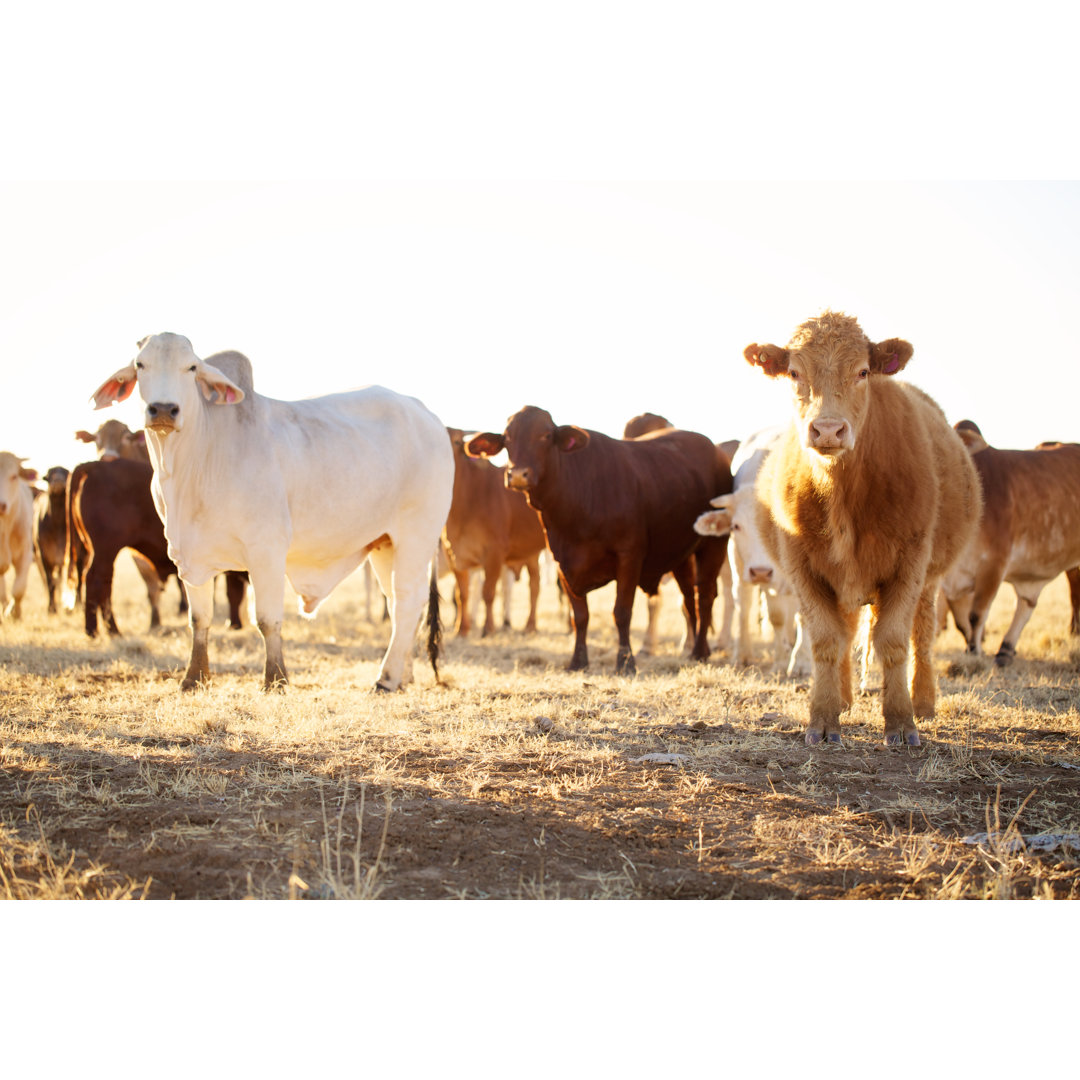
[44,466,69,496]
[75,418,138,461]
[90,333,245,435]
[695,489,776,585]
[0,452,33,516]
[745,311,912,464]
[465,406,589,496]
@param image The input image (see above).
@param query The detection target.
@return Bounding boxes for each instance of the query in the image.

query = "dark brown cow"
[466,406,731,674]
[942,422,1080,664]
[32,466,70,613]
[443,427,547,636]
[64,457,248,637]
[746,311,981,746]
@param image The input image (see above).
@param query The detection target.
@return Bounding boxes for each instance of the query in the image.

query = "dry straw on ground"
[2,556,1078,899]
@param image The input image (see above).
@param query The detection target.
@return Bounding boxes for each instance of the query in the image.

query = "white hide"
[91,333,454,691]
[695,427,809,676]
[0,452,35,620]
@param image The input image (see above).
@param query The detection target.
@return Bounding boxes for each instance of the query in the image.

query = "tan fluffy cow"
[745,311,981,746]
[0,452,37,620]
[942,423,1080,664]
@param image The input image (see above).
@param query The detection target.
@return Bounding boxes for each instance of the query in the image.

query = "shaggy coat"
[443,427,547,636]
[91,333,453,692]
[943,423,1080,664]
[466,406,731,675]
[746,311,981,746]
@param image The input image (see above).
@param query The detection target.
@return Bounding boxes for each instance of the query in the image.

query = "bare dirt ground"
[2,558,1078,900]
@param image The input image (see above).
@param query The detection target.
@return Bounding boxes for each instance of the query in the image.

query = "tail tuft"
[426,557,443,685]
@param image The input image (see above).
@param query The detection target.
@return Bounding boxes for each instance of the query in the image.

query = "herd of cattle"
[1,312,1079,746]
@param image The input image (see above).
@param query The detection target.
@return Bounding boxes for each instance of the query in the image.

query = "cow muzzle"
[506,466,533,491]
[806,417,852,456]
[146,402,181,433]
[748,565,774,586]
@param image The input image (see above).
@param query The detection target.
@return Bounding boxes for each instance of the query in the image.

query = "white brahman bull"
[91,333,454,693]
[0,452,36,620]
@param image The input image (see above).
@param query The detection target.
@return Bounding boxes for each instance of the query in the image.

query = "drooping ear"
[694,506,732,538]
[19,466,38,483]
[744,343,790,378]
[464,432,506,458]
[195,360,245,405]
[868,338,913,376]
[74,430,97,444]
[553,425,589,452]
[90,364,138,410]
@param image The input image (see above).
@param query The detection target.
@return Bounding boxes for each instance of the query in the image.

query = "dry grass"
[1,556,1079,899]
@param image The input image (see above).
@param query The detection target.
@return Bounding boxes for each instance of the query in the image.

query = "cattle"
[0,453,36,620]
[75,419,150,463]
[90,333,454,692]
[466,406,731,674]
[33,466,71,614]
[64,457,179,637]
[622,413,734,657]
[745,311,981,746]
[443,427,547,636]
[941,422,1080,665]
[694,427,810,677]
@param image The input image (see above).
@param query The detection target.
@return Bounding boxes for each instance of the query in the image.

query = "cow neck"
[529,434,602,530]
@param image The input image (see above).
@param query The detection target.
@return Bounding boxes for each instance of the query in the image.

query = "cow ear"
[136,335,151,349]
[744,343,790,378]
[694,507,731,538]
[90,364,138,410]
[868,338,913,376]
[554,425,589,453]
[74,430,96,443]
[19,467,38,482]
[464,432,505,458]
[195,361,245,405]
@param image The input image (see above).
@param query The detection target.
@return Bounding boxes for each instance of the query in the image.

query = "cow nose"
[749,565,773,585]
[0,501,7,515]
[810,418,848,449]
[147,402,180,421]
[506,466,533,490]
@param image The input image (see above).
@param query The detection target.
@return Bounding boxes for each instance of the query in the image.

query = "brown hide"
[622,413,672,439]
[466,406,731,674]
[443,427,547,636]
[943,422,1080,661]
[33,466,69,613]
[749,311,981,746]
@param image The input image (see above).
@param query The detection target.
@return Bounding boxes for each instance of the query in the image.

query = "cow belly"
[287,552,367,612]
[1006,535,1080,585]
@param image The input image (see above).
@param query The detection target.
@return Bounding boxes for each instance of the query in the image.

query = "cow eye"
[188,365,197,373]
[135,360,144,370]
[858,368,870,380]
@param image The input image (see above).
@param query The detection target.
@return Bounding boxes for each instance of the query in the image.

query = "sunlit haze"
[3,180,1077,475]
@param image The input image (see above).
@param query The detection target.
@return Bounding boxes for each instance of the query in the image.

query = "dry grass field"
[2,554,1079,901]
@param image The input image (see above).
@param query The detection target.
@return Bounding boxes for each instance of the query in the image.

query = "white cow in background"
[695,427,810,676]
[91,333,454,693]
[0,452,36,620]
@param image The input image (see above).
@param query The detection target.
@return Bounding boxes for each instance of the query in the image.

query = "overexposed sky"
[3,178,1078,473]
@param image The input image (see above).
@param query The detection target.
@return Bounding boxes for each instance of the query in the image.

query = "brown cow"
[746,311,981,746]
[622,412,734,655]
[466,406,731,674]
[443,427,547,636]
[64,457,248,637]
[941,423,1080,664]
[75,419,150,463]
[33,466,71,613]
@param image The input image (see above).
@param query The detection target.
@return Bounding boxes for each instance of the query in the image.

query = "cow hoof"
[180,679,203,692]
[885,734,903,747]
[372,680,399,693]
[994,649,1015,667]
[825,733,842,744]
[906,731,922,747]
[805,730,823,745]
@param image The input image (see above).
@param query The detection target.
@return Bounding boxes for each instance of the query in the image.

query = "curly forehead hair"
[787,310,868,352]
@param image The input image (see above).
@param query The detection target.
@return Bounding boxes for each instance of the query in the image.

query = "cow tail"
[425,554,443,685]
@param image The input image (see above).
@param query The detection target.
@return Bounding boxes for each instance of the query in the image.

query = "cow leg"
[715,558,734,653]
[797,583,858,743]
[871,583,922,746]
[245,561,288,691]
[910,582,940,723]
[225,571,247,630]
[181,580,215,691]
[9,553,31,621]
[994,581,1046,666]
[83,550,115,638]
[480,554,501,637]
[690,541,725,661]
[733,580,756,666]
[612,573,640,676]
[640,593,662,656]
[369,543,431,691]
[968,564,1006,655]
[564,577,591,671]
[669,559,700,663]
[523,556,540,634]
[132,551,163,630]
[452,567,472,636]
[1068,567,1080,636]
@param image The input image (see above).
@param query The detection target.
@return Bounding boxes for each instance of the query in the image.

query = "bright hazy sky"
[4,178,1078,474]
